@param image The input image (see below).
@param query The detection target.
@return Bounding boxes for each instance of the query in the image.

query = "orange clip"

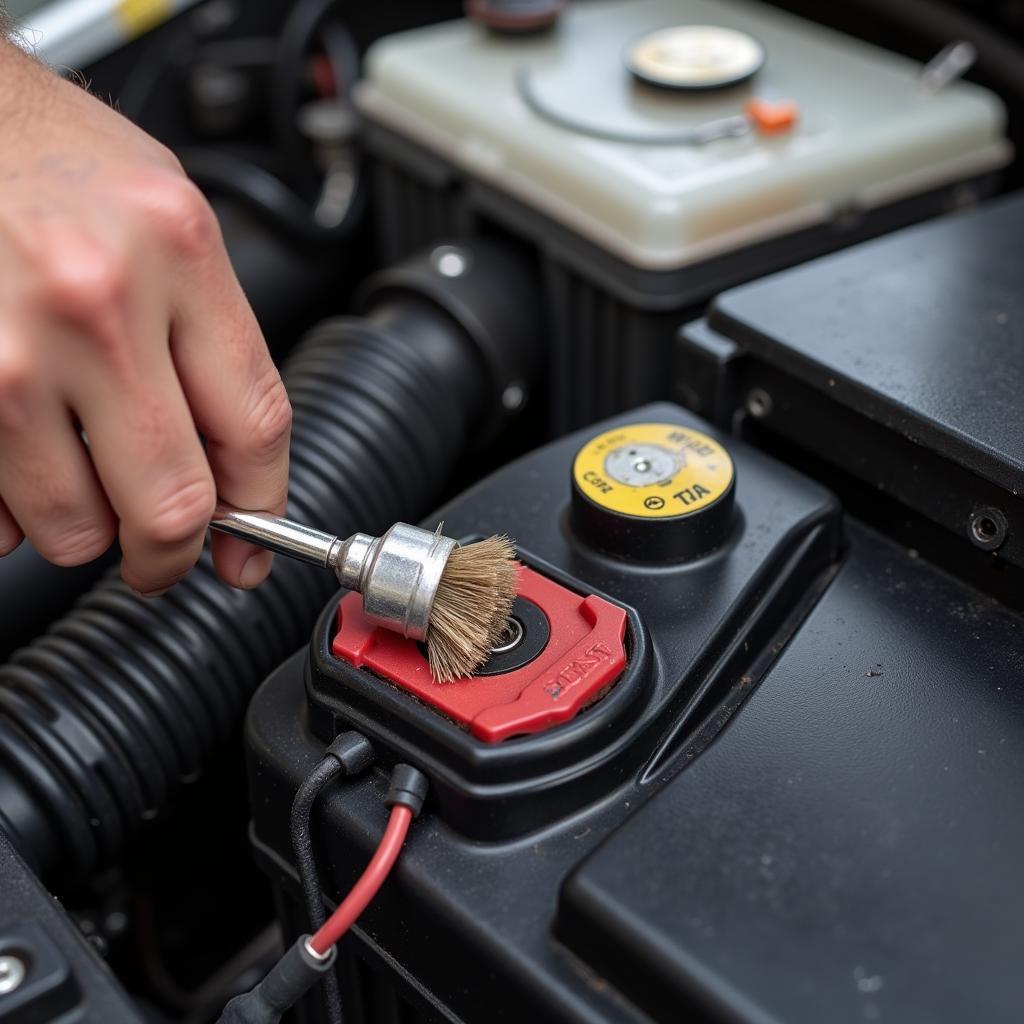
[745,98,799,135]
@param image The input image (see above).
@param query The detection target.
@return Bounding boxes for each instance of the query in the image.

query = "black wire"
[119,0,363,246]
[289,754,348,1024]
[177,147,359,246]
[291,757,343,934]
[193,0,363,244]
[263,0,365,240]
[318,21,360,101]
[270,0,355,179]
[116,21,197,122]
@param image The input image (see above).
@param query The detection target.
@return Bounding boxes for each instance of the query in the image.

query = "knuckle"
[166,187,220,257]
[0,349,34,431]
[39,520,115,566]
[136,173,220,257]
[145,476,216,548]
[29,482,82,531]
[38,241,129,329]
[244,372,292,457]
[150,140,186,176]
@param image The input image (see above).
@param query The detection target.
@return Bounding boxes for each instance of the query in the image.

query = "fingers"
[116,170,290,589]
[170,238,291,589]
[0,168,289,595]
[74,353,216,597]
[13,216,217,595]
[0,357,116,565]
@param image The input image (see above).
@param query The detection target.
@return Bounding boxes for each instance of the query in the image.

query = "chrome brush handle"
[210,504,342,569]
[210,505,454,642]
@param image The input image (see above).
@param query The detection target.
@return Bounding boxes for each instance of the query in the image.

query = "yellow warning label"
[572,423,733,519]
[115,0,172,39]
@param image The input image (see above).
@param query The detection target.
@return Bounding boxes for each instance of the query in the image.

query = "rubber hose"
[838,0,1024,103]
[0,544,115,660]
[0,296,488,886]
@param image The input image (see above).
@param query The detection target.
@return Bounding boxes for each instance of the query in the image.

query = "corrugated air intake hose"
[0,241,539,886]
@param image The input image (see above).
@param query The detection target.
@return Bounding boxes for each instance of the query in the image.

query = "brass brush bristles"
[208,506,519,682]
[426,535,519,682]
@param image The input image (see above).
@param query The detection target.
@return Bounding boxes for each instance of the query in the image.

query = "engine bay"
[1,2,1023,1022]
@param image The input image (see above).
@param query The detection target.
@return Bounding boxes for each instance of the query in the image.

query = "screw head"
[0,954,27,995]
[501,382,526,411]
[745,388,773,419]
[430,245,469,278]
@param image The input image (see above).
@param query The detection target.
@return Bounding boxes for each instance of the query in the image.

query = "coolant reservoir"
[356,0,1009,271]
[356,0,1011,434]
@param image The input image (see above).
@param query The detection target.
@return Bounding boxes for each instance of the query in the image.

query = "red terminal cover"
[331,567,628,742]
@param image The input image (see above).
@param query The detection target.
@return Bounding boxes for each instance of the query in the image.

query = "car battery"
[245,402,844,1020]
[355,0,1011,432]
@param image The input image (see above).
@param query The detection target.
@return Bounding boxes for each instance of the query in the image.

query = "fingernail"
[240,550,273,589]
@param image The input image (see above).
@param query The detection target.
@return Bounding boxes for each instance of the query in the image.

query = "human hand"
[0,41,291,595]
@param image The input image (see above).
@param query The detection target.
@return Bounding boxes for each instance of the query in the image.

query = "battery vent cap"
[571,422,735,561]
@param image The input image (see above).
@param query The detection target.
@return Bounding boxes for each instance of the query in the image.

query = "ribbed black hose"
[0,303,485,886]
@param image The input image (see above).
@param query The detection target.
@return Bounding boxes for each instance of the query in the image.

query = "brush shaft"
[211,504,341,569]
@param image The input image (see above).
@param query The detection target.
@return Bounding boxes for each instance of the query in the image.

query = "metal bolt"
[431,246,469,278]
[745,388,773,419]
[0,954,27,995]
[967,507,1008,551]
[501,382,526,411]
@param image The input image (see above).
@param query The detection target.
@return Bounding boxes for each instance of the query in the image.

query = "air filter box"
[356,0,1010,431]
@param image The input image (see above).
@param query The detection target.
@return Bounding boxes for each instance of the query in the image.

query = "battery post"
[332,565,628,742]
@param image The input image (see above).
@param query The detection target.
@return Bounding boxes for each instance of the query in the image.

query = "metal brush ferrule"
[330,524,456,641]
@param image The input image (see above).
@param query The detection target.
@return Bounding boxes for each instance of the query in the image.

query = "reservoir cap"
[626,25,765,91]
[571,422,735,560]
